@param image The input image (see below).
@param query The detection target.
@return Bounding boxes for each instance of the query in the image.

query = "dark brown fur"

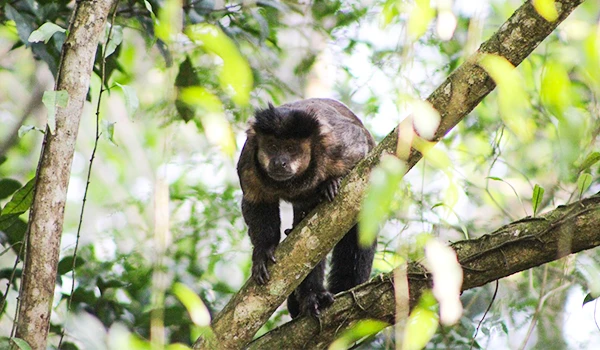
[237,98,376,318]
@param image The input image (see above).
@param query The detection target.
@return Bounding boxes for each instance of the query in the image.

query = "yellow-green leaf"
[480,54,533,141]
[380,0,401,27]
[533,0,558,22]
[580,152,600,172]
[185,24,253,105]
[412,138,451,169]
[532,184,544,216]
[541,61,571,118]
[172,282,211,326]
[407,0,435,39]
[577,173,592,199]
[180,87,236,157]
[359,155,406,247]
[166,344,192,350]
[402,307,438,350]
[329,320,389,350]
[155,0,182,42]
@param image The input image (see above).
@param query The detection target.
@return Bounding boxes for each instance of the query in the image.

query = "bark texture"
[15,1,116,349]
[195,0,586,348]
[250,194,600,348]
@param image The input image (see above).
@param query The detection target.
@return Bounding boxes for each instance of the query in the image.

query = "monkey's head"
[249,104,319,182]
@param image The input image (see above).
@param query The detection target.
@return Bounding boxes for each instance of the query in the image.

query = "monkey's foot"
[251,246,277,285]
[320,177,341,202]
[298,291,335,318]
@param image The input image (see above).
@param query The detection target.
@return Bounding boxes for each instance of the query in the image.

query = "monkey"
[237,98,377,318]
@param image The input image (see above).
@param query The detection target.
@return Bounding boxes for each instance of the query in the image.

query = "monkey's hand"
[319,177,342,202]
[299,291,335,318]
[251,246,277,285]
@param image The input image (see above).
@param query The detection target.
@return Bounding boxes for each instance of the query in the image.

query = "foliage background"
[1,0,600,348]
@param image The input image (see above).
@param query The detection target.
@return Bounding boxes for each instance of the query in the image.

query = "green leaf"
[408,0,435,40]
[11,338,32,350]
[185,24,253,105]
[532,0,558,22]
[583,293,597,306]
[0,179,22,200]
[5,4,34,44]
[180,87,236,157]
[480,54,533,142]
[579,152,600,172]
[175,57,200,87]
[3,178,35,215]
[28,22,66,44]
[155,0,181,42]
[359,155,406,247]
[0,217,27,249]
[0,214,20,232]
[487,176,502,181]
[403,306,439,350]
[576,257,600,300]
[101,120,117,145]
[18,125,44,138]
[380,0,400,27]
[172,282,211,326]
[577,173,592,199]
[57,256,85,275]
[115,83,139,117]
[175,57,201,122]
[532,184,544,216]
[42,90,69,135]
[329,319,389,350]
[104,24,123,58]
[541,62,571,117]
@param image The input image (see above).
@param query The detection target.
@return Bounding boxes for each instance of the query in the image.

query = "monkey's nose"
[273,159,287,169]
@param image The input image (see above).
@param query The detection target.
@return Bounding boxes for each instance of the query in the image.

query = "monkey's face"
[256,135,312,181]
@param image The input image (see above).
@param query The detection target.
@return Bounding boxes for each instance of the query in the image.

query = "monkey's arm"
[241,198,281,285]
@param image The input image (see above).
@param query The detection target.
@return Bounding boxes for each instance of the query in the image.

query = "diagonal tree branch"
[249,193,600,349]
[195,0,586,348]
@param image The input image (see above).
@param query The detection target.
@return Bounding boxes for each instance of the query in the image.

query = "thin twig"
[5,240,25,338]
[518,265,548,350]
[470,280,499,350]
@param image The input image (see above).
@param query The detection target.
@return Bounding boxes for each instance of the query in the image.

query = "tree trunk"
[15,1,116,349]
[194,0,586,348]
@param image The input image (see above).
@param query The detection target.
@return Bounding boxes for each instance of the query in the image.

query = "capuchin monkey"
[237,98,376,318]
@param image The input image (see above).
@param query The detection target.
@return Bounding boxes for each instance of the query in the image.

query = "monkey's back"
[281,98,375,172]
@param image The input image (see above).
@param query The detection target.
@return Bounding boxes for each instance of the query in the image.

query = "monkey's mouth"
[268,170,295,181]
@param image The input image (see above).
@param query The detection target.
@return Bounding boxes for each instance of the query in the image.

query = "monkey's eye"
[267,143,277,151]
[285,145,294,153]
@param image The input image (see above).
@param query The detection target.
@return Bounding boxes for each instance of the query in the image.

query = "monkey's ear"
[267,102,275,110]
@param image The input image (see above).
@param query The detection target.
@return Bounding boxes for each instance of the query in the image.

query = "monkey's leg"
[288,259,334,318]
[287,202,333,318]
[242,199,281,285]
[328,224,376,294]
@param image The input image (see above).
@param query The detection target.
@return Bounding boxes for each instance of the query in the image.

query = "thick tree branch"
[249,193,600,348]
[196,0,585,348]
[14,1,117,349]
